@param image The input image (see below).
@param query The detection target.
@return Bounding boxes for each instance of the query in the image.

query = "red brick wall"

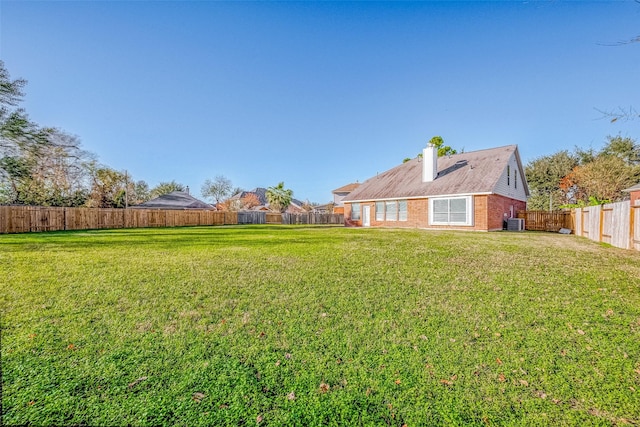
[343,203,361,227]
[631,190,640,206]
[344,195,526,231]
[485,194,527,231]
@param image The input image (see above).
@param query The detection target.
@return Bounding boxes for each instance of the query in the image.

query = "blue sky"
[1,1,639,204]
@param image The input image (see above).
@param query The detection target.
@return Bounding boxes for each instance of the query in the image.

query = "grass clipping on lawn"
[1,226,639,426]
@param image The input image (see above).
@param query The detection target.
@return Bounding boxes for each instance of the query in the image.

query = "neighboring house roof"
[229,187,304,210]
[312,203,332,212]
[229,188,270,205]
[623,183,640,192]
[333,183,360,194]
[343,145,529,202]
[132,191,214,210]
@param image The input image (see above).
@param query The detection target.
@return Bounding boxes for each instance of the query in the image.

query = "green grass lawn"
[1,226,639,426]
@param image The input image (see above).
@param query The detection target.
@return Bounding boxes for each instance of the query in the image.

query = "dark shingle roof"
[343,145,527,202]
[133,191,214,210]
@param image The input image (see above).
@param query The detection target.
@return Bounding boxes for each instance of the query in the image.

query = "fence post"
[631,204,636,250]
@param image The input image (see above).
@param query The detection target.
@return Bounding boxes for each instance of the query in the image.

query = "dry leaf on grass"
[287,391,296,400]
[192,392,205,402]
[440,373,457,386]
[128,376,148,388]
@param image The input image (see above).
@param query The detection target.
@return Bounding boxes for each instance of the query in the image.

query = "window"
[372,199,408,221]
[386,201,397,221]
[398,200,407,221]
[507,165,510,186]
[429,196,473,226]
[514,169,518,189]
[375,201,384,221]
[351,203,361,220]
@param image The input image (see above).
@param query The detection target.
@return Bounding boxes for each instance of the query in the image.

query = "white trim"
[398,200,408,221]
[362,205,371,227]
[345,191,528,204]
[351,202,361,220]
[429,196,474,226]
[344,192,493,204]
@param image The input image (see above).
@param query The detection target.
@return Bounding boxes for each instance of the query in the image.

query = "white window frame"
[351,203,361,220]
[385,201,397,221]
[375,201,385,221]
[429,196,474,226]
[398,200,408,221]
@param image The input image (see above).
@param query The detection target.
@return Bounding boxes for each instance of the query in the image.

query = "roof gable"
[333,183,360,193]
[134,191,214,209]
[343,145,528,202]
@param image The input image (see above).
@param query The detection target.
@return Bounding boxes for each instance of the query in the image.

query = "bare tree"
[201,175,232,206]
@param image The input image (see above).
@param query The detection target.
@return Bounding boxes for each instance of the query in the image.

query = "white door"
[363,205,371,227]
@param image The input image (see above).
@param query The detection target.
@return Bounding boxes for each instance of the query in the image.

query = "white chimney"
[422,143,438,182]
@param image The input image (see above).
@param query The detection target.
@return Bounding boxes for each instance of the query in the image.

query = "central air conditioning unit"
[507,218,525,231]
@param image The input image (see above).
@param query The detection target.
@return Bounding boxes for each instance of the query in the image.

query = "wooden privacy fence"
[516,210,573,232]
[573,201,639,251]
[0,206,238,234]
[282,212,345,225]
[0,206,345,234]
[236,211,290,224]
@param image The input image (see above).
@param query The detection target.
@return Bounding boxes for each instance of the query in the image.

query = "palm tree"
[266,182,293,212]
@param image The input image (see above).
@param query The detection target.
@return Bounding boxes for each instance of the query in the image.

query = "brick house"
[342,144,529,231]
[331,183,360,214]
[624,183,640,206]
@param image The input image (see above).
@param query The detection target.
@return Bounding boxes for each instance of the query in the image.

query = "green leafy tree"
[86,164,126,208]
[527,136,640,210]
[601,135,640,165]
[149,181,185,199]
[410,136,458,161]
[561,136,640,205]
[525,150,578,210]
[201,175,232,206]
[567,155,638,203]
[266,182,293,212]
[131,180,150,205]
[429,136,458,157]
